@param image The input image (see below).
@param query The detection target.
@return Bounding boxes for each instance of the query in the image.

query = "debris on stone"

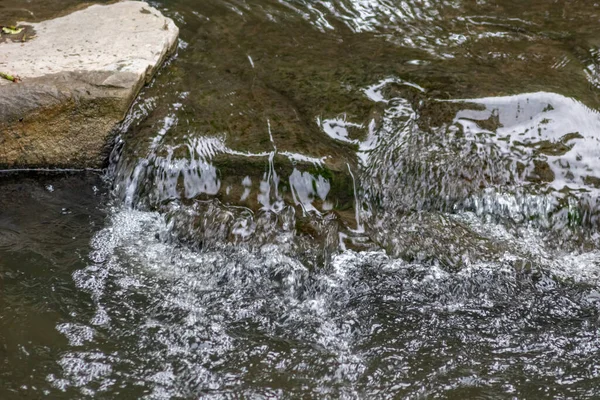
[0,71,20,82]
[1,26,23,35]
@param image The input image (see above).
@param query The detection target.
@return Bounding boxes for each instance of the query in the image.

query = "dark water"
[3,0,600,398]
[0,173,108,397]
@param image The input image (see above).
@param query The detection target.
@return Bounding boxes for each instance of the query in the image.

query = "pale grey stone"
[0,1,179,168]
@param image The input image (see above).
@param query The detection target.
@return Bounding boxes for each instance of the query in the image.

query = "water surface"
[2,0,600,398]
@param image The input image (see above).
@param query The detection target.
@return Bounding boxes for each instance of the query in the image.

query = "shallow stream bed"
[2,0,600,398]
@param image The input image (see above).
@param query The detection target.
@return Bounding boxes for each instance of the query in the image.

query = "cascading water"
[3,0,600,398]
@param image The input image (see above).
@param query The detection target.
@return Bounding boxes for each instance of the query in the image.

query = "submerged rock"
[0,1,178,168]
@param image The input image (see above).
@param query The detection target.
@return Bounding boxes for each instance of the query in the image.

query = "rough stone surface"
[0,1,178,168]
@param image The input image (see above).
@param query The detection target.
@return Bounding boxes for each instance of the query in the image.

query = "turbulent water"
[3,0,600,398]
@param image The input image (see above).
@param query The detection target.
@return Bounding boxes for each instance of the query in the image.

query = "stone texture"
[0,1,178,168]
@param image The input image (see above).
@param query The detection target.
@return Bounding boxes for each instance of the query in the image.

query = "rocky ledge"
[0,1,178,168]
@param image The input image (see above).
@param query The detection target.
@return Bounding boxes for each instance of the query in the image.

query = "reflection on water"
[452,92,600,191]
[4,0,600,398]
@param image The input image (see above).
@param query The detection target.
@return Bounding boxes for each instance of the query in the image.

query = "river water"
[3,0,600,398]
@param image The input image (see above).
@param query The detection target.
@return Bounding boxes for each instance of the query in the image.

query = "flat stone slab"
[0,1,178,168]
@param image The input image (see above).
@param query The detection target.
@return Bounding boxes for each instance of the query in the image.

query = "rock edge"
[0,1,179,168]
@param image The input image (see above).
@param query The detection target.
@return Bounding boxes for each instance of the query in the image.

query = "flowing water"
[3,0,600,398]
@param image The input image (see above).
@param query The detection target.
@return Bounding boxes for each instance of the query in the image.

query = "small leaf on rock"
[0,72,21,83]
[2,26,23,35]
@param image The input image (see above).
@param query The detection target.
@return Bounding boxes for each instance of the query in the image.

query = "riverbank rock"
[0,1,178,168]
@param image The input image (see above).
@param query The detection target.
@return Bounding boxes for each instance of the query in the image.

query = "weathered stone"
[0,1,178,168]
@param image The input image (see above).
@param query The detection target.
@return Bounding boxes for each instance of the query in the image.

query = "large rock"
[0,1,178,168]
